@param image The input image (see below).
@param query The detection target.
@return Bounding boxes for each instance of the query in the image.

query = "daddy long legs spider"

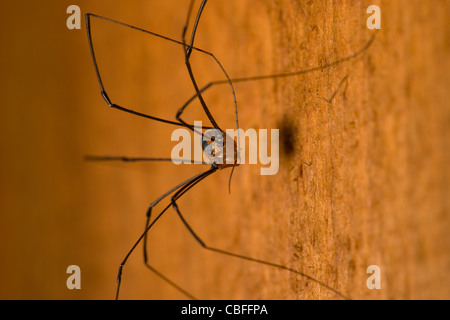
[85,0,376,300]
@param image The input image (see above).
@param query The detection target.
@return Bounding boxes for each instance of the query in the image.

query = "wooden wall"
[0,0,448,299]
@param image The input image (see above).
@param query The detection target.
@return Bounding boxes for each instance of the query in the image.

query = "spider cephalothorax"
[202,129,239,169]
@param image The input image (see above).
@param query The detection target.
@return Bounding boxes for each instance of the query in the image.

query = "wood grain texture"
[0,0,448,300]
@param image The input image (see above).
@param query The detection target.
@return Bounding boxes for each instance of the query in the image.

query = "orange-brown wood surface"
[0,0,449,299]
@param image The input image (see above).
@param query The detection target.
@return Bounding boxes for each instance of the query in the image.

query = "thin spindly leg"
[170,197,350,300]
[114,165,218,300]
[86,12,238,133]
[175,32,377,125]
[85,155,209,165]
[181,0,196,46]
[182,0,223,131]
[86,13,192,129]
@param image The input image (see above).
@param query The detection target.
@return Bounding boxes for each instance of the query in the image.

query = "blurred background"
[0,0,449,299]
